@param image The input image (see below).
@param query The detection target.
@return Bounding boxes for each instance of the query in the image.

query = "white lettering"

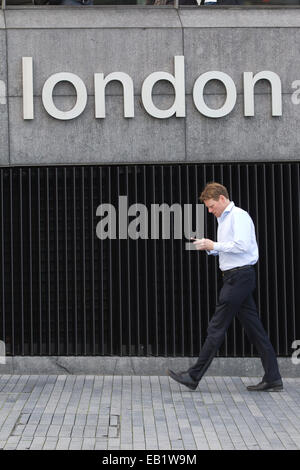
[244,71,282,116]
[193,71,237,118]
[42,72,87,120]
[102,456,136,467]
[94,72,134,118]
[141,55,186,118]
[22,57,286,121]
[22,57,34,119]
[0,80,6,106]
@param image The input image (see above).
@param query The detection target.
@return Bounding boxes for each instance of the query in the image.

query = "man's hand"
[191,238,215,251]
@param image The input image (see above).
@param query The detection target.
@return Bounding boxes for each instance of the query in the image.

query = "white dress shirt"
[207,201,259,272]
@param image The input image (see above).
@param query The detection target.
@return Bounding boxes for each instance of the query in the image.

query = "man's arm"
[192,238,218,255]
[191,211,253,255]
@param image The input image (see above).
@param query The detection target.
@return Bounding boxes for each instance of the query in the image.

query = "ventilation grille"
[0,163,299,357]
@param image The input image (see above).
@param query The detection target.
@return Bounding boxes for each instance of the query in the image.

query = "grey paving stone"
[51,414,65,426]
[68,438,83,450]
[59,425,73,437]
[16,437,33,450]
[84,425,96,438]
[86,414,99,425]
[29,437,46,450]
[96,425,109,437]
[11,424,25,436]
[22,424,38,437]
[0,375,299,450]
[74,414,87,425]
[56,438,71,450]
[71,425,85,437]
[34,424,50,437]
[63,414,76,426]
[94,439,108,450]
[108,427,119,438]
[39,414,53,425]
[47,424,62,437]
[82,438,96,450]
[28,413,43,425]
[43,437,58,450]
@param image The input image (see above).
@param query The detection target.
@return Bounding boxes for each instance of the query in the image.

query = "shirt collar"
[218,201,235,221]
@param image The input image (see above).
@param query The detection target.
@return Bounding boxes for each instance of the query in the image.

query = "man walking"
[168,182,283,392]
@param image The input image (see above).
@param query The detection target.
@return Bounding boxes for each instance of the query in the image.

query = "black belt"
[222,265,253,277]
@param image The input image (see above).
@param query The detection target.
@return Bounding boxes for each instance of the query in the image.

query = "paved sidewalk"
[0,375,299,450]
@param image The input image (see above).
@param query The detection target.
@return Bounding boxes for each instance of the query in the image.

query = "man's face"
[204,196,227,218]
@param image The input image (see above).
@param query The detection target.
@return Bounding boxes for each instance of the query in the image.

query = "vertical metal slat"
[55,168,60,355]
[10,171,14,355]
[90,167,95,355]
[99,167,104,355]
[81,167,86,355]
[73,167,78,355]
[185,166,193,356]
[152,166,158,356]
[143,166,149,356]
[28,169,33,355]
[271,165,279,354]
[19,169,24,355]
[160,166,167,356]
[178,165,184,356]
[287,164,296,345]
[117,167,123,355]
[0,170,5,350]
[134,166,141,356]
[37,169,42,354]
[64,168,69,356]
[278,164,288,354]
[169,166,175,356]
[125,167,131,355]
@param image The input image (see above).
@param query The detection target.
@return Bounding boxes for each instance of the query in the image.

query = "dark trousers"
[188,266,281,383]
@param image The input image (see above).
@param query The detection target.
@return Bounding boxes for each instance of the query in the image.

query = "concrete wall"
[1,356,299,377]
[1,6,300,166]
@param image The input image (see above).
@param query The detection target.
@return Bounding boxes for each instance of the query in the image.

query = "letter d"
[141,56,185,119]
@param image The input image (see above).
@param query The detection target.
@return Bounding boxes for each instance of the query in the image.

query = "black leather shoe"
[247,379,283,392]
[167,369,198,391]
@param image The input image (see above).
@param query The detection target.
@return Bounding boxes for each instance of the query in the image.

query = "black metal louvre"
[0,163,299,357]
